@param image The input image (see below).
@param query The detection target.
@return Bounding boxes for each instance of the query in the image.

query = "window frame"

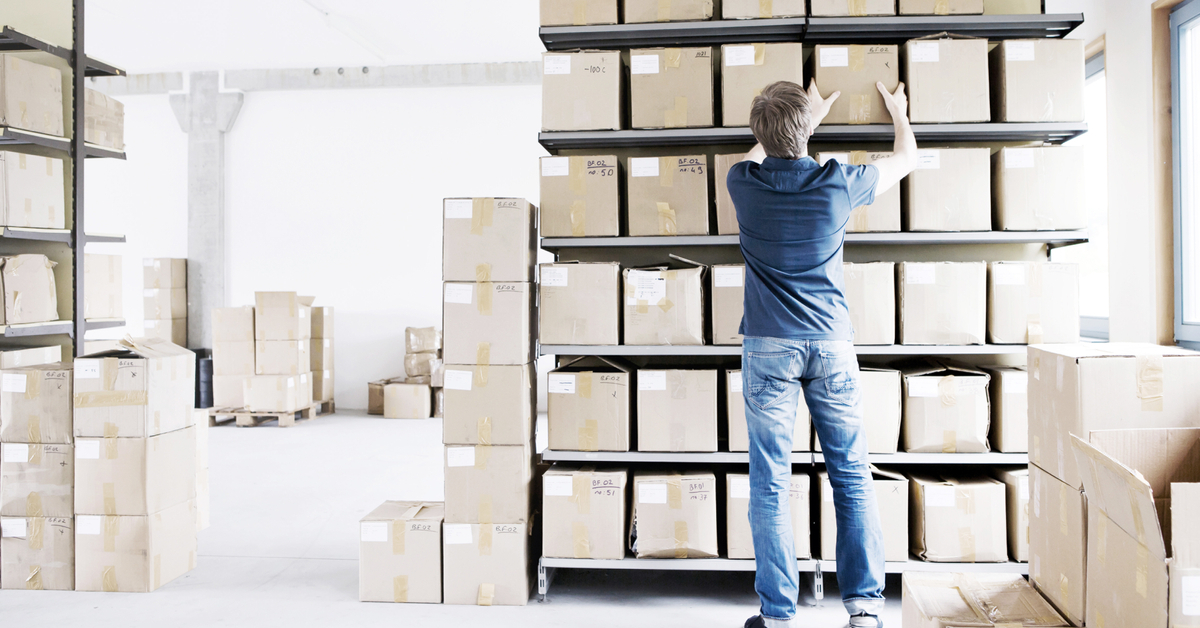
[1069,48,1108,340]
[1171,0,1200,347]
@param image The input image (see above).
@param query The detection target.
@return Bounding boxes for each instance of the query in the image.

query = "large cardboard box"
[623,263,705,345]
[312,369,333,403]
[1,254,57,324]
[243,374,303,413]
[405,327,441,354]
[443,443,532,524]
[443,282,534,365]
[898,262,986,345]
[0,56,64,136]
[993,467,1029,563]
[810,45,899,124]
[383,383,431,420]
[814,367,903,454]
[442,198,536,283]
[543,466,627,559]
[143,258,186,289]
[811,0,895,15]
[630,47,714,129]
[404,352,437,378]
[311,306,333,338]
[844,262,895,345]
[542,50,622,132]
[993,146,1087,230]
[368,377,404,415]
[982,366,1027,453]
[625,0,714,21]
[726,369,811,452]
[0,151,65,229]
[539,155,620,237]
[359,501,443,603]
[909,474,1008,562]
[1027,343,1200,489]
[74,426,195,516]
[626,155,710,236]
[902,361,990,453]
[75,499,197,592]
[984,0,1040,12]
[442,521,531,606]
[443,363,534,445]
[213,306,254,342]
[899,0,983,13]
[254,292,311,341]
[84,88,124,150]
[715,153,745,234]
[310,337,334,372]
[724,0,804,17]
[539,262,621,345]
[84,254,123,319]
[212,341,254,377]
[143,288,186,320]
[728,473,810,559]
[213,375,245,409]
[0,362,72,444]
[990,39,1084,123]
[548,357,633,452]
[1,515,73,590]
[903,147,991,231]
[1,443,72,517]
[637,369,718,452]
[74,338,195,438]
[721,43,805,127]
[904,37,990,123]
[144,319,186,346]
[819,467,909,562]
[988,261,1080,344]
[254,340,310,376]
[819,153,901,232]
[541,0,617,24]
[711,264,744,345]
[0,345,61,369]
[1028,462,1087,626]
[631,471,718,558]
[901,572,1068,628]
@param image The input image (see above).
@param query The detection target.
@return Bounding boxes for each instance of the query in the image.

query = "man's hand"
[806,79,840,130]
[869,81,918,195]
[876,81,908,122]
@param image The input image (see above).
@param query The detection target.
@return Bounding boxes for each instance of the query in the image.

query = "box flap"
[80,335,192,359]
[1071,434,1167,560]
[297,296,316,306]
[555,355,635,374]
[668,253,708,269]
[363,500,444,522]
[911,31,984,42]
[1087,428,1200,498]
[901,358,988,379]
[869,465,907,482]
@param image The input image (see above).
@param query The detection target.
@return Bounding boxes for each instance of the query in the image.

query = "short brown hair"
[749,81,812,159]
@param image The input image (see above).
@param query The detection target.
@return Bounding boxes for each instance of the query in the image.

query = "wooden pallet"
[208,400,335,428]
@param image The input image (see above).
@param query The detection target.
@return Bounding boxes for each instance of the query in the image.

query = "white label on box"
[543,55,571,75]
[915,150,940,170]
[631,54,660,74]
[731,376,743,394]
[143,289,154,297]
[144,259,154,267]
[1182,576,1200,616]
[541,266,569,287]
[1007,372,1029,395]
[630,157,660,178]
[1006,41,1035,62]
[725,45,757,66]
[993,264,1027,286]
[76,441,100,460]
[2,373,26,393]
[75,359,100,379]
[444,370,473,391]
[3,443,28,462]
[2,518,27,537]
[287,377,295,388]
[1004,148,1036,169]
[731,477,751,500]
[819,153,849,166]
[545,475,574,497]
[360,521,388,542]
[905,263,937,285]
[640,482,668,504]
[639,371,667,391]
[911,42,940,63]
[820,47,849,67]
[629,273,666,303]
[301,373,308,384]
[541,157,570,177]
[444,199,472,219]
[548,373,576,395]
[926,485,956,508]
[444,284,473,305]
[1019,480,1030,502]
[446,447,476,467]
[907,378,941,398]
[714,267,743,288]
[444,523,473,545]
[78,515,101,535]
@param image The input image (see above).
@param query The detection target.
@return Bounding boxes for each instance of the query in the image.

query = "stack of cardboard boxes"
[311,304,335,408]
[381,327,441,420]
[142,258,187,346]
[211,306,256,410]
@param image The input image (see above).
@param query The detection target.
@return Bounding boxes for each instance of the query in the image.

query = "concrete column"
[170,72,243,348]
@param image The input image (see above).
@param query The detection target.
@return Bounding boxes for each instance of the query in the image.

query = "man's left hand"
[807,79,841,130]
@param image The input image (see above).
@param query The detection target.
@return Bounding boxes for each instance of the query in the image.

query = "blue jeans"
[743,336,885,626]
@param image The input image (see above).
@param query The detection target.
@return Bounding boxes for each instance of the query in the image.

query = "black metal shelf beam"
[541,230,1089,251]
[803,14,1083,43]
[0,25,125,77]
[1,320,75,338]
[538,344,1029,356]
[0,127,127,160]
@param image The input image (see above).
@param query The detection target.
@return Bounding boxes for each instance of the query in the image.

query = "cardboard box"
[548,357,633,452]
[726,369,811,452]
[543,466,627,559]
[710,264,744,345]
[367,378,403,415]
[539,262,621,345]
[993,467,1029,562]
[988,262,1079,344]
[1027,343,1200,489]
[213,375,245,409]
[442,281,534,365]
[811,0,895,15]
[443,443,532,524]
[443,363,534,445]
[443,197,536,283]
[0,345,61,369]
[442,521,531,606]
[625,0,713,21]
[1,515,73,590]
[143,288,186,320]
[623,263,705,345]
[311,306,333,339]
[403,351,436,377]
[903,147,990,231]
[992,146,1087,230]
[383,383,431,420]
[0,56,64,136]
[540,0,618,25]
[312,369,333,403]
[981,366,1027,453]
[1,254,57,325]
[909,474,1008,562]
[626,155,710,236]
[0,151,65,229]
[630,47,714,129]
[637,369,718,452]
[844,262,895,345]
[899,0,982,13]
[904,37,990,123]
[254,340,309,376]
[74,426,195,516]
[902,361,990,453]
[243,374,303,413]
[433,389,444,418]
[810,45,899,124]
[715,153,745,234]
[901,572,1068,627]
[74,338,195,438]
[143,258,186,290]
[84,88,124,150]
[213,341,254,377]
[213,306,255,342]
[814,367,903,454]
[75,499,197,592]
[990,39,1083,123]
[721,43,804,127]
[1028,462,1087,626]
[194,408,209,531]
[144,318,187,346]
[724,0,804,17]
[983,0,1040,12]
[631,471,718,558]
[0,362,72,444]
[728,473,810,559]
[898,262,986,345]
[359,501,443,603]
[1,443,72,517]
[539,155,620,237]
[405,327,441,354]
[255,292,312,341]
[818,153,901,232]
[819,467,909,562]
[542,50,622,132]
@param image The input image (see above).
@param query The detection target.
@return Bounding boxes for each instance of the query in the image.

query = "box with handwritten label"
[359,501,443,603]
[543,466,627,559]
[630,471,717,558]
[539,155,620,237]
[625,155,710,236]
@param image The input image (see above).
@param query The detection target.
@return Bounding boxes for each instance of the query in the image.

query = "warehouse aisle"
[0,412,900,626]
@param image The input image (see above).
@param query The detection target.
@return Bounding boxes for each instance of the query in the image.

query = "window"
[1173,0,1200,346]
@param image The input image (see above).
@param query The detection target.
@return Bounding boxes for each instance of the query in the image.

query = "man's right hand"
[869,81,918,196]
[876,81,908,123]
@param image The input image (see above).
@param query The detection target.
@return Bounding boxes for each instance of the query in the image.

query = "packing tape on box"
[942,430,957,453]
[19,100,27,127]
[28,444,41,465]
[1095,612,1105,628]
[670,370,689,400]
[659,297,674,313]
[1059,485,1069,536]
[1135,353,1165,411]
[477,582,495,606]
[474,361,489,388]
[104,516,120,552]
[848,45,866,72]
[759,0,773,16]
[26,492,43,517]
[664,96,688,128]
[393,519,406,555]
[479,523,493,556]
[934,0,949,14]
[572,521,591,558]
[572,0,588,25]
[470,198,494,235]
[657,202,677,236]
[102,565,119,592]
[569,200,587,236]
[29,517,43,550]
[18,153,26,169]
[477,417,492,445]
[103,483,117,515]
[578,419,599,451]
[26,565,42,590]
[636,299,649,314]
[571,473,592,514]
[577,371,593,399]
[1136,543,1149,598]
[25,372,39,400]
[103,358,118,391]
[475,445,491,471]
[658,0,672,21]
[958,527,976,562]
[665,48,682,69]
[1058,574,1069,608]
[476,267,493,316]
[938,376,957,407]
[568,155,587,193]
[668,477,683,509]
[956,486,976,515]
[674,521,689,558]
[848,95,871,124]
[393,575,409,603]
[659,157,674,187]
[670,421,686,452]
[104,423,119,458]
[74,391,148,409]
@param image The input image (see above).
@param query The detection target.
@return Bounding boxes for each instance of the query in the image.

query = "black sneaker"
[848,612,881,628]
[744,616,768,628]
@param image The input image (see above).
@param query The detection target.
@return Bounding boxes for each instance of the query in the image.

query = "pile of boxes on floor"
[0,337,207,592]
[142,258,188,345]
[211,292,334,413]
[366,327,444,420]
[542,0,1044,26]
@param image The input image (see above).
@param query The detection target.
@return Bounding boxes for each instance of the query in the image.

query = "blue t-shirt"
[727,156,879,340]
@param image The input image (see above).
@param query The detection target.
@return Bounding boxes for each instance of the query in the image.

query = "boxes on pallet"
[637,368,718,452]
[403,351,436,378]
[144,319,187,346]
[624,0,713,21]
[988,262,1080,344]
[1,515,74,590]
[813,367,902,454]
[442,363,534,445]
[724,0,804,17]
[75,499,198,592]
[993,467,1029,563]
[313,369,334,403]
[0,56,64,136]
[714,153,745,234]
[993,146,1086,231]
[311,338,334,372]
[542,466,626,559]
[143,288,186,320]
[311,306,334,338]
[443,282,534,365]
[143,258,186,289]
[981,366,1027,453]
[990,39,1084,122]
[819,468,909,562]
[901,572,1068,628]
[84,88,125,150]
[243,374,305,413]
[405,327,441,354]
[1,254,58,325]
[539,156,620,237]
[1028,462,1087,626]
[844,262,895,345]
[711,264,744,345]
[728,473,810,559]
[74,338,195,438]
[214,306,255,342]
[629,47,714,129]
[255,292,311,341]
[538,262,621,345]
[903,147,991,231]
[0,345,61,369]
[1,443,73,517]
[74,426,196,516]
[809,45,899,125]
[255,340,310,376]
[547,357,633,452]
[383,383,432,419]
[819,153,901,232]
[539,0,617,25]
[899,0,982,13]
[909,474,1008,562]
[626,155,710,236]
[442,198,536,282]
[623,263,705,345]
[898,262,986,345]
[443,443,532,524]
[541,50,622,132]
[903,36,990,123]
[811,0,895,15]
[630,471,718,558]
[0,151,65,229]
[901,360,990,453]
[359,501,443,603]
[442,521,532,606]
[721,43,804,127]
[726,369,811,453]
[0,362,72,444]
[84,254,124,319]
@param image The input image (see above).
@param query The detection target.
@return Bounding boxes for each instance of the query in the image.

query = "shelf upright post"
[71,0,86,354]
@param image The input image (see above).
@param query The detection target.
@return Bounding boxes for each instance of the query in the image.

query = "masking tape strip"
[667,477,683,509]
[848,45,866,72]
[1129,491,1146,543]
[1095,612,1105,628]
[27,416,41,444]
[568,155,586,194]
[759,0,773,17]
[848,0,866,16]
[665,48,682,69]
[636,299,649,314]
[670,420,687,452]
[578,418,599,451]
[1135,353,1165,411]
[393,575,409,603]
[753,43,765,65]
[659,157,674,187]
[104,422,119,458]
[475,446,492,472]
[572,521,591,558]
[942,430,957,453]
[74,391,149,408]
[477,582,495,606]
[29,445,41,465]
[934,0,949,14]
[470,198,494,235]
[657,0,671,21]
[657,202,677,236]
[571,473,592,514]
[476,274,493,317]
[938,375,957,407]
[474,361,489,388]
[674,521,689,558]
[477,417,492,445]
[393,519,406,555]
[103,483,117,515]
[573,0,587,26]
[102,358,118,391]
[1059,575,1069,608]
[569,200,587,236]
[1135,543,1149,598]
[578,371,593,399]
[659,298,675,313]
[28,516,43,550]
[25,372,39,400]
[27,492,43,517]
[102,565,118,592]
[26,565,42,590]
[664,96,688,128]
[103,516,119,552]
[479,523,493,556]
[1028,319,1044,345]
[848,94,871,125]
[958,527,976,562]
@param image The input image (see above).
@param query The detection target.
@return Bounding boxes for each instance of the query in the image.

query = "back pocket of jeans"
[745,350,796,410]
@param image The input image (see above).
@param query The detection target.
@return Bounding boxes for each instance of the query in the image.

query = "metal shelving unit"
[541,556,1027,575]
[0,320,76,338]
[542,450,1029,465]
[0,126,125,159]
[539,344,1030,357]
[0,25,124,77]
[541,230,1090,251]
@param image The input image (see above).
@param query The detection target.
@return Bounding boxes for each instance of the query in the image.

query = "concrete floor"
[0,410,902,627]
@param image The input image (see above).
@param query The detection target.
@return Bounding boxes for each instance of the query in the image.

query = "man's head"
[749,81,813,160]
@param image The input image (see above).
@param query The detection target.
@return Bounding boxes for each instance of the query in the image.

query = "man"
[727,79,917,628]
